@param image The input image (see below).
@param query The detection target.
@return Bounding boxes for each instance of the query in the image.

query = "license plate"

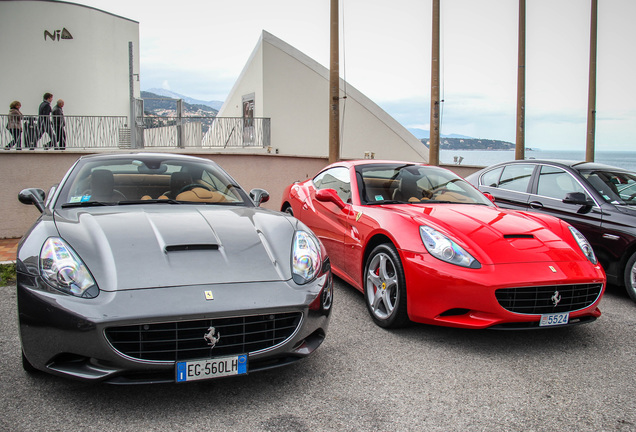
[539,312,569,327]
[176,354,247,382]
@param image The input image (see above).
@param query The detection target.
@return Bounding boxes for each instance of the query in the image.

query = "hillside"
[140,91,218,117]
[420,137,514,150]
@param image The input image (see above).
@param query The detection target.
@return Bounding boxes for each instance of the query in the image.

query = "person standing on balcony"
[5,100,23,150]
[36,92,55,149]
[52,99,66,150]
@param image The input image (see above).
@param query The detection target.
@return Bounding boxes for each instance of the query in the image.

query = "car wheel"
[284,205,294,217]
[364,243,409,328]
[624,252,636,302]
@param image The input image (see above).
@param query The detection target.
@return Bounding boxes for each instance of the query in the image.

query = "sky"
[73,0,635,151]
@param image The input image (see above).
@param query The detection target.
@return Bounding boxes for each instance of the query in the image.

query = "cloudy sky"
[74,0,634,151]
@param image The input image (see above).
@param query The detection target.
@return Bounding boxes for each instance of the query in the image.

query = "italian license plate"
[176,354,247,382]
[539,312,569,327]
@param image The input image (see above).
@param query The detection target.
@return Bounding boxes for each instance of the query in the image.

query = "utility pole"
[515,0,525,160]
[586,0,598,162]
[128,41,137,149]
[429,0,440,166]
[329,0,340,164]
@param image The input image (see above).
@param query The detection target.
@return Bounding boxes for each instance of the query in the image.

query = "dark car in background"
[16,153,332,383]
[466,160,636,301]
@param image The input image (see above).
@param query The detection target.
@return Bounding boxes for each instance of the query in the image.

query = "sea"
[439,149,636,172]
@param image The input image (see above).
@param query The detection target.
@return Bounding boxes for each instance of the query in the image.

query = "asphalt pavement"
[1,279,635,432]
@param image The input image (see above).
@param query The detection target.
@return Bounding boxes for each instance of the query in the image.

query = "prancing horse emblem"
[204,326,221,348]
[551,291,562,307]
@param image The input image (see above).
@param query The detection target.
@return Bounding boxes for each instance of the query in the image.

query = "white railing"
[0,115,270,150]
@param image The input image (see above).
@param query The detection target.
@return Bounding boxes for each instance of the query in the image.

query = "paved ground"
[1,279,635,432]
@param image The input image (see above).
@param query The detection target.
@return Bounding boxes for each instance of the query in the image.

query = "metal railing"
[0,115,270,150]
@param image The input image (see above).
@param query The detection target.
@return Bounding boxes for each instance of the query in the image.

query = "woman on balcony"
[5,100,23,150]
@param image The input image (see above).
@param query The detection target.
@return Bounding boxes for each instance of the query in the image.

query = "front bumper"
[17,270,332,384]
[401,252,605,329]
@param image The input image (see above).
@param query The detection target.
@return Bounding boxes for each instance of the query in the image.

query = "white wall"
[0,0,140,117]
[219,31,428,162]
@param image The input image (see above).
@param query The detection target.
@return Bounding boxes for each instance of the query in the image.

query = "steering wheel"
[178,183,213,194]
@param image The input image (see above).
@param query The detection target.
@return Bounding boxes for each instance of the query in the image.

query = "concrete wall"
[0,151,480,239]
[0,0,140,117]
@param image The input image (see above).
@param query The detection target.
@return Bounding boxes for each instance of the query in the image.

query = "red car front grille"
[495,283,603,315]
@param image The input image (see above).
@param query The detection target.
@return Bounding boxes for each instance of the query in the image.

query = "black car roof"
[485,159,631,173]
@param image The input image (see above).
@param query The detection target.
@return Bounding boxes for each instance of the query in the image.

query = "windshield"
[580,169,636,205]
[56,156,248,208]
[357,163,493,206]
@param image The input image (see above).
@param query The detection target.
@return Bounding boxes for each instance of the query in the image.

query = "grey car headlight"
[420,225,481,269]
[569,226,598,264]
[40,237,98,298]
[291,230,323,284]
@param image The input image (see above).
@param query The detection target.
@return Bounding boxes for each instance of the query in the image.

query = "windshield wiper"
[62,201,111,208]
[117,199,180,205]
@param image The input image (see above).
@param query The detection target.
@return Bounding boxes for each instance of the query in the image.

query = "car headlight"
[569,226,598,264]
[420,225,481,269]
[291,230,322,284]
[40,237,98,298]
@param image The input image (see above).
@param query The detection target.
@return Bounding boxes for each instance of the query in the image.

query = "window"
[313,167,351,203]
[497,164,534,193]
[537,166,588,200]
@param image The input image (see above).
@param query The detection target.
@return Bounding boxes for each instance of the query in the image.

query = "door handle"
[529,201,544,209]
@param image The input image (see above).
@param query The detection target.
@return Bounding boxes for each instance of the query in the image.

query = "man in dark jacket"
[52,99,66,150]
[37,92,55,149]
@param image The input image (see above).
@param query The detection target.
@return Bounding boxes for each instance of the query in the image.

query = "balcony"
[0,115,270,150]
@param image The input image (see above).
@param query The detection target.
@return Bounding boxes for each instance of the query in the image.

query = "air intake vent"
[503,234,534,239]
[165,244,218,252]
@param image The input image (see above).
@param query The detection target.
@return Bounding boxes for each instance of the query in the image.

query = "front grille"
[105,312,302,362]
[495,283,603,315]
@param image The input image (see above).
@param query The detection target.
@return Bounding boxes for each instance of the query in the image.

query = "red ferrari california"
[281,160,606,329]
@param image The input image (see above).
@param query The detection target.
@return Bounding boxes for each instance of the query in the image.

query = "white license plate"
[539,312,569,327]
[176,354,247,382]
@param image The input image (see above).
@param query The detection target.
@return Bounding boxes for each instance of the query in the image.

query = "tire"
[363,243,409,328]
[22,350,37,374]
[624,252,636,302]
[284,205,294,217]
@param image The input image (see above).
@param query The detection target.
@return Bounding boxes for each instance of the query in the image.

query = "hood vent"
[165,244,219,252]
[503,234,534,239]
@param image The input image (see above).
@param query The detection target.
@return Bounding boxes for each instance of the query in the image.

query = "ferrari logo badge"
[549,266,557,273]
[356,212,363,222]
[381,282,386,291]
[551,291,562,307]
[204,290,214,300]
[204,326,221,348]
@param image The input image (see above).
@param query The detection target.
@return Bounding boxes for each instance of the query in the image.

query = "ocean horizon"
[439,149,636,171]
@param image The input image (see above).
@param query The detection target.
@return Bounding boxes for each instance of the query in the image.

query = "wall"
[0,0,140,117]
[0,151,480,239]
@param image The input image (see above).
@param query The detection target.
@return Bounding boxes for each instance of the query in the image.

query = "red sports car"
[281,160,606,329]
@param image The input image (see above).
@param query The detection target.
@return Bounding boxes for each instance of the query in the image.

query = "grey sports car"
[17,153,332,384]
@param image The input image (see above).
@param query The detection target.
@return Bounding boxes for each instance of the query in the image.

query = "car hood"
[54,206,296,291]
[395,204,584,265]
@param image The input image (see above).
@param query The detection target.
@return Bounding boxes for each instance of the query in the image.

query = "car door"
[527,164,605,251]
[476,163,535,210]
[298,167,351,274]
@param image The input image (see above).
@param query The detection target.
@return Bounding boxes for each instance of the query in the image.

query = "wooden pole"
[586,0,598,162]
[429,0,440,166]
[515,0,526,160]
[329,0,340,164]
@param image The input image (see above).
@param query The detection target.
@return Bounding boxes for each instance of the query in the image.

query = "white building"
[0,0,139,117]
[218,31,428,162]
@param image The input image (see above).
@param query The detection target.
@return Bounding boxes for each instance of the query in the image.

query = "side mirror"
[483,192,495,203]
[563,192,592,206]
[19,188,46,213]
[249,188,270,207]
[316,188,346,209]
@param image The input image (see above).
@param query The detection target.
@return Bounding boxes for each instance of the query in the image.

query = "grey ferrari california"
[17,153,332,384]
